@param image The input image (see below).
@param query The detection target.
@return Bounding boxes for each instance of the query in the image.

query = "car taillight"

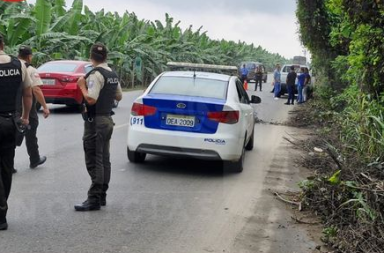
[131,103,157,116]
[207,111,239,124]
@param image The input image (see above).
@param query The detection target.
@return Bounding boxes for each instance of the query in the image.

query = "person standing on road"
[74,43,123,211]
[254,66,263,91]
[0,33,33,230]
[240,64,248,84]
[297,67,306,104]
[273,64,281,99]
[284,66,297,105]
[17,46,50,171]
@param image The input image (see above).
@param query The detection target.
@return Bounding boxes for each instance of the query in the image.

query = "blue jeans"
[274,82,281,97]
[298,85,304,103]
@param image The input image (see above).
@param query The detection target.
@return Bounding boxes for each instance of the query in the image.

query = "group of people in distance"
[240,63,311,106]
[273,64,311,105]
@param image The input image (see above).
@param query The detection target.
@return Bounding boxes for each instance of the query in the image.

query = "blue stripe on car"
[143,94,225,134]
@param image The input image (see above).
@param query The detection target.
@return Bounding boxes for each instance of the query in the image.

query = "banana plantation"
[0,0,287,87]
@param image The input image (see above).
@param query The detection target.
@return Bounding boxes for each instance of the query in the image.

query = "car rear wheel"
[224,139,246,173]
[245,129,254,151]
[127,147,146,163]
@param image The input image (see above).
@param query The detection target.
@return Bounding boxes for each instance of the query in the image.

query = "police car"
[127,62,261,172]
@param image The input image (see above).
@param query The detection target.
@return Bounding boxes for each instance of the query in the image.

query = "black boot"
[74,200,101,211]
[0,220,8,231]
[100,194,106,207]
[30,156,47,169]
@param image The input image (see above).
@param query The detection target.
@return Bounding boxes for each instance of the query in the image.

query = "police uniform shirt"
[0,50,32,88]
[87,63,123,100]
[20,59,43,88]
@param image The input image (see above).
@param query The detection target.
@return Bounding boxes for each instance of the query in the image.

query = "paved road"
[1,76,319,253]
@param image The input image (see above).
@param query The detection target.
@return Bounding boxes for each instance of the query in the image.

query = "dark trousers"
[0,116,16,223]
[25,115,40,164]
[83,116,114,203]
[255,78,262,91]
[287,85,295,104]
[241,75,247,84]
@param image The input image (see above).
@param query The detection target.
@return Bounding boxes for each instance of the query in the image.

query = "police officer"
[18,46,50,170]
[74,43,122,211]
[254,66,263,91]
[0,33,33,230]
[240,64,249,84]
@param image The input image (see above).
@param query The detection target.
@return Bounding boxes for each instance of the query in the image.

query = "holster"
[81,103,92,122]
[12,116,29,147]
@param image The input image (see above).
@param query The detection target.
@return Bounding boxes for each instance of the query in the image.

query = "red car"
[37,60,92,109]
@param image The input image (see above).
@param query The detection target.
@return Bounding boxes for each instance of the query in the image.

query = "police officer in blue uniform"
[0,33,33,230]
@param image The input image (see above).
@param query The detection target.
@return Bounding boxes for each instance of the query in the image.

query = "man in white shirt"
[17,46,50,170]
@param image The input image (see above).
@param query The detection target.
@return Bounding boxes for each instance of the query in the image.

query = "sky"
[27,0,306,59]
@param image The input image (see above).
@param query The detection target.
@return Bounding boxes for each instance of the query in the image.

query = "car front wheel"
[127,147,146,163]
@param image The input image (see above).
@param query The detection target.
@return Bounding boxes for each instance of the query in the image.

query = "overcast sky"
[27,0,305,59]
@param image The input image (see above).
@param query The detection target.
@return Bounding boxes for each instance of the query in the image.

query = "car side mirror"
[251,95,261,104]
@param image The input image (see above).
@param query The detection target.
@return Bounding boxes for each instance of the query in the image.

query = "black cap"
[90,43,108,62]
[19,45,33,57]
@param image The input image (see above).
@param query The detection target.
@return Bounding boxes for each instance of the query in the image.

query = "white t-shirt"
[20,59,43,87]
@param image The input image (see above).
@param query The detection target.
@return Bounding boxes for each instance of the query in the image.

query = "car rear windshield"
[150,76,228,100]
[38,63,79,73]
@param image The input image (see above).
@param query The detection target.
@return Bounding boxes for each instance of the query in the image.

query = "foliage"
[296,2,384,251]
[0,1,287,87]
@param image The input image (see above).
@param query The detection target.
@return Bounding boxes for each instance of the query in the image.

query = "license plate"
[42,79,56,85]
[166,114,195,127]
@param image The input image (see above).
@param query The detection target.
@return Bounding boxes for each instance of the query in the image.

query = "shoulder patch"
[88,80,95,89]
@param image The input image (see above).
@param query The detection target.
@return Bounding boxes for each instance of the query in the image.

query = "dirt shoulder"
[231,121,329,253]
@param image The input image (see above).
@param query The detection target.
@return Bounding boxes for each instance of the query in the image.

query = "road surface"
[1,77,321,253]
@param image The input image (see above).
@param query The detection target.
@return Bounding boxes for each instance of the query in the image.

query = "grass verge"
[287,88,384,253]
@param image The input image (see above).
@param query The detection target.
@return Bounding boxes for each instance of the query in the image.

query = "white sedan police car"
[127,69,261,172]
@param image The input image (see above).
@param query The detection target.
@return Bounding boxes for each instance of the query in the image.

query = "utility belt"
[0,111,30,146]
[0,112,13,118]
[81,105,114,123]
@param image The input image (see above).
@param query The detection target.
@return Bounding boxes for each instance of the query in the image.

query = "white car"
[280,64,308,95]
[127,70,261,172]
